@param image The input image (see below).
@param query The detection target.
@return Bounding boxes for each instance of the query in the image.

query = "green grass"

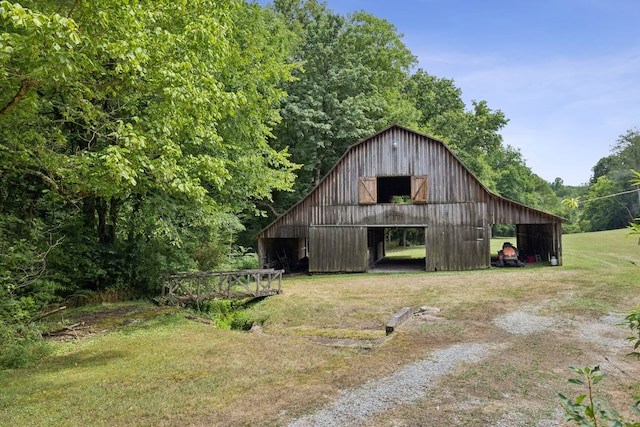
[386,245,426,259]
[385,236,520,259]
[1,228,640,426]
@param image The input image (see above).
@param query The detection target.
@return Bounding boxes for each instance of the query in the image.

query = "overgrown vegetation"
[198,299,263,331]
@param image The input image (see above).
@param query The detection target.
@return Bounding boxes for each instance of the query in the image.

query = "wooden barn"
[257,124,565,273]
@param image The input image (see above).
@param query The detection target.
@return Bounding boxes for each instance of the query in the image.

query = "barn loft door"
[359,176,377,205]
[411,175,429,204]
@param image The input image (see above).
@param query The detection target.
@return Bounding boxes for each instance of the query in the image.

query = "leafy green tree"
[0,0,298,303]
[550,179,588,233]
[611,129,640,181]
[406,69,465,129]
[578,129,640,232]
[581,176,630,231]
[591,155,622,185]
[269,0,419,199]
[406,69,510,190]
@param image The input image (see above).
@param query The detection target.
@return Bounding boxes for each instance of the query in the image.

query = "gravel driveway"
[287,306,631,427]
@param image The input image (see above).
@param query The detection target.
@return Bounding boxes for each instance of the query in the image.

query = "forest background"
[1,0,640,364]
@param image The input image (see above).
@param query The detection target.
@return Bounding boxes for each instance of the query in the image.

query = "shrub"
[0,322,52,369]
[198,299,258,330]
[624,308,640,360]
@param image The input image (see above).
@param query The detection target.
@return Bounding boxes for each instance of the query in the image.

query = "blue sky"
[258,0,640,186]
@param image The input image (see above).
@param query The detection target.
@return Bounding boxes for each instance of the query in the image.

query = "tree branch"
[23,168,60,192]
[15,236,65,289]
[0,79,30,116]
[256,200,283,217]
[31,306,67,322]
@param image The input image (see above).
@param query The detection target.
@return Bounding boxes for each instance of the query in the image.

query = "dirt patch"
[44,304,179,340]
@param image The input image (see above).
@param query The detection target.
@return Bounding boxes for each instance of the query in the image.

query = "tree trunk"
[83,196,96,230]
[96,197,117,245]
[399,229,407,247]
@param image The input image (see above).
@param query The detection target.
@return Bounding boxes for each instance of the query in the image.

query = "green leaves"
[622,308,640,360]
[2,0,298,204]
[0,0,300,298]
[0,1,85,87]
[558,365,640,427]
[270,0,418,198]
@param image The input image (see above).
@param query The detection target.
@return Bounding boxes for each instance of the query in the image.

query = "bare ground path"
[287,304,637,427]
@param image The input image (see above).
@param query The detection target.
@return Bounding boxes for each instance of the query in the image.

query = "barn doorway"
[490,223,562,266]
[368,227,425,272]
[491,223,517,265]
[258,237,308,273]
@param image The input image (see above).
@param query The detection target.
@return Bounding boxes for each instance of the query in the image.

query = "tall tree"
[407,69,509,190]
[269,0,419,202]
[580,128,640,231]
[609,128,640,185]
[406,69,465,130]
[0,0,298,292]
[581,176,631,231]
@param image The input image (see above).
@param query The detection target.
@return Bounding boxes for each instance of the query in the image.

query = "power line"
[563,188,640,207]
[583,188,639,203]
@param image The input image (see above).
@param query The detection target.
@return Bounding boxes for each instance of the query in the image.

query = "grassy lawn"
[2,229,640,426]
[386,236,518,259]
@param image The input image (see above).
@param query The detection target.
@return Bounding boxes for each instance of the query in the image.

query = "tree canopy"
[268,0,419,199]
[0,0,300,332]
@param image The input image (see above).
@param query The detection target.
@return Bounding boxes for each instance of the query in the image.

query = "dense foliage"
[561,129,640,233]
[0,0,298,365]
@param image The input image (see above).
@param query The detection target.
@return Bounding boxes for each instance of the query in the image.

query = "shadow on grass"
[45,349,128,370]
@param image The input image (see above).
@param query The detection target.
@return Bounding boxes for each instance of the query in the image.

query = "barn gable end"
[257,124,564,273]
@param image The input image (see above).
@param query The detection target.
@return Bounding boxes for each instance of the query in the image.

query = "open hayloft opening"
[376,176,411,203]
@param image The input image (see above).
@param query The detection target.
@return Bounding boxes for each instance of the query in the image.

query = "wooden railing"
[162,269,284,304]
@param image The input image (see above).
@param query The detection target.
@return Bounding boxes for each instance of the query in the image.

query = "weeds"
[624,308,640,360]
[198,299,263,330]
[558,365,640,426]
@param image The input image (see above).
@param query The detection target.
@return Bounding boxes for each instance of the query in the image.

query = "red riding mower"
[497,242,524,267]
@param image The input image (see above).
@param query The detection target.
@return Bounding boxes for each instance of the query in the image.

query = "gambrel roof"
[259,124,564,240]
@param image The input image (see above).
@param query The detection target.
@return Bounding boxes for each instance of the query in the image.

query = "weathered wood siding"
[489,197,560,225]
[258,124,564,272]
[309,226,368,273]
[425,203,490,271]
[260,125,489,238]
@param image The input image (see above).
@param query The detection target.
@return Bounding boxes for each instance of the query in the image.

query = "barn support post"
[257,238,266,269]
[553,222,563,266]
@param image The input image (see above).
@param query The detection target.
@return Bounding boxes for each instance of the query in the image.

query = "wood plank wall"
[258,125,564,272]
[309,226,368,273]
